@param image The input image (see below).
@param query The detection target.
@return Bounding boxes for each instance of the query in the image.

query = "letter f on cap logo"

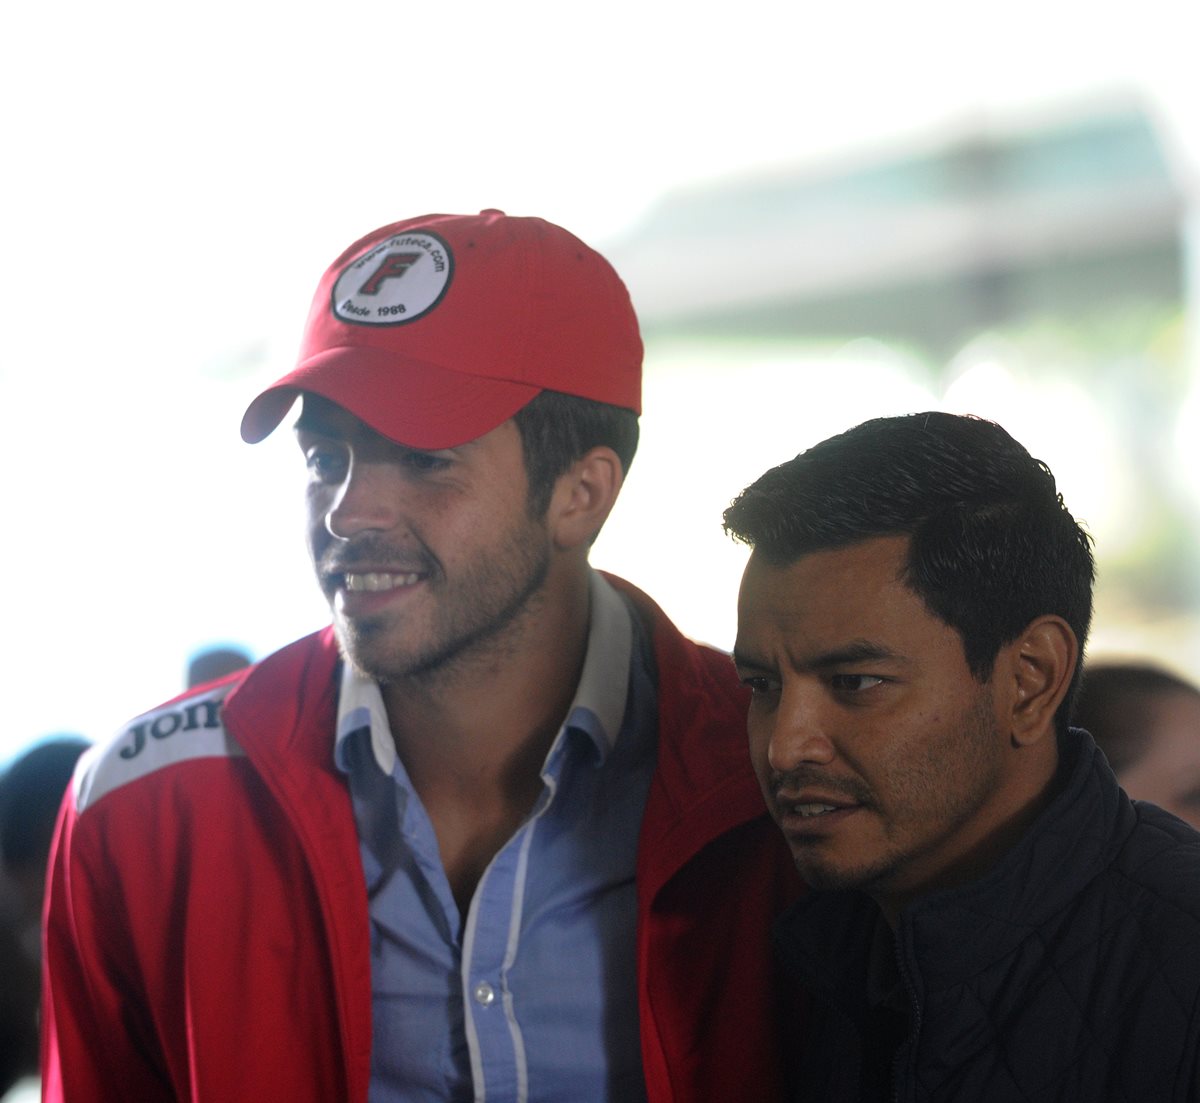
[359,253,423,296]
[332,231,454,326]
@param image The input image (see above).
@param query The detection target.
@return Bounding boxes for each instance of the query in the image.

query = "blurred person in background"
[726,411,1200,1101]
[0,736,89,1103]
[1073,660,1200,829]
[40,210,799,1103]
[185,644,252,689]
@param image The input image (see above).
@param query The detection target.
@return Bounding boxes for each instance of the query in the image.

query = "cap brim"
[240,346,542,449]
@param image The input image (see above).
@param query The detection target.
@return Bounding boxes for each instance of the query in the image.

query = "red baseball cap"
[240,209,643,449]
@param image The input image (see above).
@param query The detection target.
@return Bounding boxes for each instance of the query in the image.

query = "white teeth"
[343,572,420,592]
[796,803,838,818]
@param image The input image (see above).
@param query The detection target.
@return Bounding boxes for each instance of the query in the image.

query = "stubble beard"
[787,692,1005,902]
[333,521,553,687]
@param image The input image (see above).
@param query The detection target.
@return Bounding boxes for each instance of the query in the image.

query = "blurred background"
[1,0,1198,764]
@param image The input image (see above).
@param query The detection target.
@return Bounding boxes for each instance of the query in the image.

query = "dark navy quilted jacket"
[776,727,1200,1102]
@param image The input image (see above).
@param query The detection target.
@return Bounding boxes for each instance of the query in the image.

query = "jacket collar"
[601,573,773,897]
[219,578,773,909]
[778,728,1136,1006]
[907,727,1133,987]
[221,627,342,771]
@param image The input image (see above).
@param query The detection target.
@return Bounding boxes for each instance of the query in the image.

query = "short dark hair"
[723,412,1095,732]
[512,389,640,516]
[0,735,90,873]
[1072,662,1200,773]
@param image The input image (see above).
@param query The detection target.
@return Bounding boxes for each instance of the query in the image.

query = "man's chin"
[794,866,855,894]
[334,622,458,685]
[792,856,890,897]
[334,621,404,682]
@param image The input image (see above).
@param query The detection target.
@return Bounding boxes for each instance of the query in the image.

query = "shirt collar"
[334,568,633,774]
[567,569,634,761]
[334,664,397,775]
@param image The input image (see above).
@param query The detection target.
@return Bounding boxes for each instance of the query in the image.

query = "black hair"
[0,735,90,873]
[723,412,1095,733]
[186,646,252,689]
[1072,662,1200,773]
[512,389,640,517]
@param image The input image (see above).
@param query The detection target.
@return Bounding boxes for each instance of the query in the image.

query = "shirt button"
[473,981,496,1007]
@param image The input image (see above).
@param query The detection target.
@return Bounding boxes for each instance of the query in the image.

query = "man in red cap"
[42,211,799,1103]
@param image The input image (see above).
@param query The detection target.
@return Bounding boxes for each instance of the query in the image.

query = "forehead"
[736,535,965,668]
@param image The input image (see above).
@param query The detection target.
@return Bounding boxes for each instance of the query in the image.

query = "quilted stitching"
[778,730,1200,1101]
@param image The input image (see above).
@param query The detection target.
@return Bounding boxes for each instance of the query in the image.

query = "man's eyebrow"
[732,639,905,673]
[730,647,767,671]
[807,640,904,669]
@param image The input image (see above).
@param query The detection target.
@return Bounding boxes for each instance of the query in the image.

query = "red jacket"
[43,579,801,1102]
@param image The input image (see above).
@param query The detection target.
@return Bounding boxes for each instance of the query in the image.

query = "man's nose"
[767,690,836,773]
[324,461,403,540]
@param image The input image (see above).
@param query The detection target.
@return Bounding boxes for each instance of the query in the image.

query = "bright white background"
[2,0,1198,760]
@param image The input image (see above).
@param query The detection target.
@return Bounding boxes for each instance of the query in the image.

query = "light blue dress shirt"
[335,571,657,1102]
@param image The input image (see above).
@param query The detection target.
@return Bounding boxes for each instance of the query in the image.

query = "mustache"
[768,767,874,805]
[317,534,437,577]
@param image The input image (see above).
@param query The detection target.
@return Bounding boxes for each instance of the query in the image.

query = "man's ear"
[1002,615,1079,747]
[547,446,625,550]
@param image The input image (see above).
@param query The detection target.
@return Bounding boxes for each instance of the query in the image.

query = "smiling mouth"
[341,571,422,593]
[794,803,841,818]
[774,793,864,827]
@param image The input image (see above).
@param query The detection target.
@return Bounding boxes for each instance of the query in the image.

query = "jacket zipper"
[892,935,922,1103]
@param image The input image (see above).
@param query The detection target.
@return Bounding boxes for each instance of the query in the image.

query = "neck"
[381,559,592,806]
[876,735,1062,929]
[379,560,593,915]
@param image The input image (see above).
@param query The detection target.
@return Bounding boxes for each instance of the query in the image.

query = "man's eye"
[740,676,777,696]
[830,674,885,693]
[305,448,347,481]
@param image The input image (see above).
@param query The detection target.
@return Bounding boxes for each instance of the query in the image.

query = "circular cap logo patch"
[331,230,454,326]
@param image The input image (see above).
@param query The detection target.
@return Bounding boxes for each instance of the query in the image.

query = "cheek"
[745,713,774,787]
[860,713,950,802]
[305,501,332,558]
[304,486,328,524]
